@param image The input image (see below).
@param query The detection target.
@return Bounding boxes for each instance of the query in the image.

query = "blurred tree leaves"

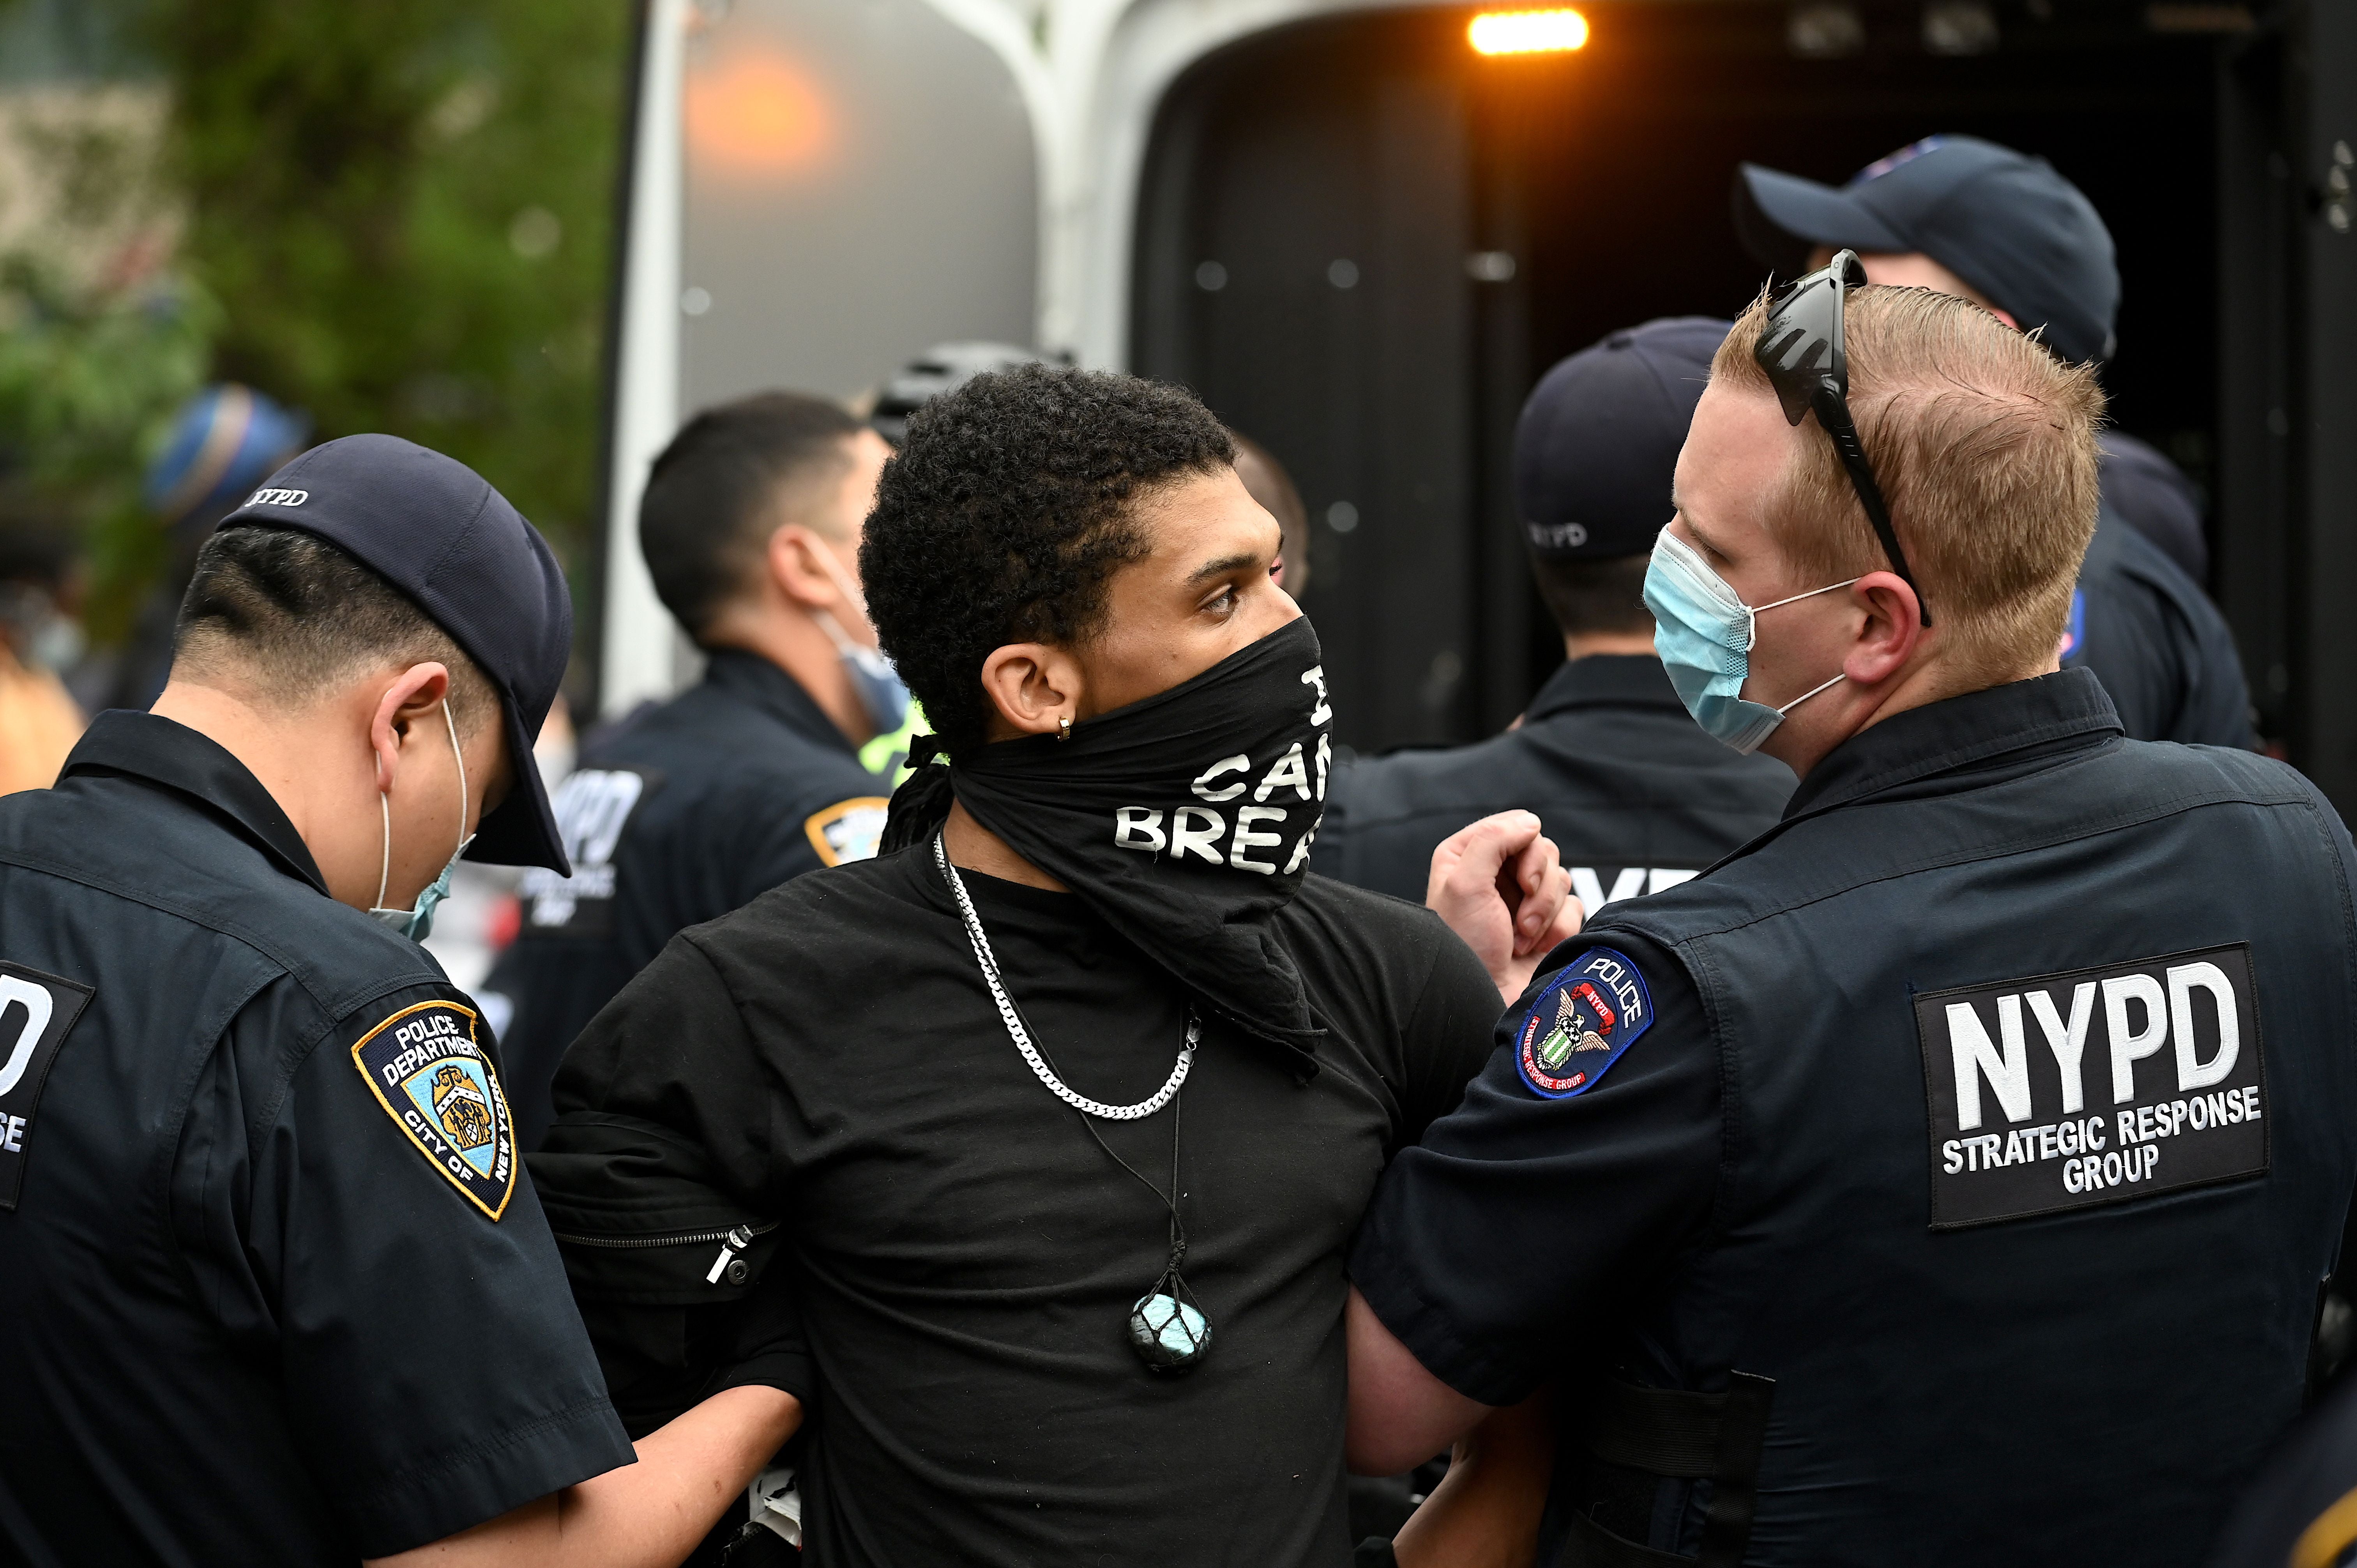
[0,74,210,640]
[0,0,628,640]
[154,0,627,569]
[0,257,216,639]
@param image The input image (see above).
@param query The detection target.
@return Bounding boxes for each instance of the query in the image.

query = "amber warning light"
[1468,7,1591,54]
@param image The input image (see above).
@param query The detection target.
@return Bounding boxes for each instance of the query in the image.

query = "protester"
[1345,267,2357,1566]
[532,364,1579,1568]
[481,392,893,1148]
[1733,134,2256,747]
[1315,318,1790,909]
[0,435,804,1565]
[106,381,311,711]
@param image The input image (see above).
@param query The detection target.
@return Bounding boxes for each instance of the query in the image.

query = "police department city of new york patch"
[1515,948,1653,1098]
[351,1000,517,1220]
[1914,942,2267,1230]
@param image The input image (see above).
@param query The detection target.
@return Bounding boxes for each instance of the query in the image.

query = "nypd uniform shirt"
[2065,506,2257,749]
[540,852,1505,1568]
[1311,654,1792,909]
[1349,670,2357,1568]
[484,648,887,1148]
[0,713,633,1565]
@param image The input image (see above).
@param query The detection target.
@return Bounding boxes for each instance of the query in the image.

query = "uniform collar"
[59,710,329,894]
[700,647,860,758]
[1525,653,1685,724]
[1783,667,2124,821]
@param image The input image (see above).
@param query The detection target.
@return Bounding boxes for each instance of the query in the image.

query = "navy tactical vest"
[1583,670,2357,1567]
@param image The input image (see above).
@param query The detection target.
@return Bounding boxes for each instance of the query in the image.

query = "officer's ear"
[1842,571,1929,690]
[369,662,451,795]
[764,524,853,613]
[977,641,1084,743]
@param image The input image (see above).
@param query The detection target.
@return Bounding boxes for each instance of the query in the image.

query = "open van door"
[598,0,2357,814]
[2216,0,2357,807]
[594,0,1039,717]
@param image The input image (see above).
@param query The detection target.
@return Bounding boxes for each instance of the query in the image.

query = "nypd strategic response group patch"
[1516,948,1652,1098]
[352,1000,517,1220]
[1914,942,2267,1230]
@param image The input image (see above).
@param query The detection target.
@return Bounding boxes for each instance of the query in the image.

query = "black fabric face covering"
[882,616,1336,1080]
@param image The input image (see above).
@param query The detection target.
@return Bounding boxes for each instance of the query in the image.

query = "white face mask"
[369,698,473,943]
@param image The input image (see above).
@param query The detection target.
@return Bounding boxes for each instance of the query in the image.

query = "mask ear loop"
[376,697,470,916]
[1774,669,1848,715]
[1739,576,1864,653]
[812,539,872,625]
[375,793,392,913]
[441,698,468,860]
[812,607,860,659]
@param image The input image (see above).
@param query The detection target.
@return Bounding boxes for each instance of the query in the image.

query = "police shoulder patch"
[351,1000,517,1220]
[805,795,891,866]
[1515,948,1653,1099]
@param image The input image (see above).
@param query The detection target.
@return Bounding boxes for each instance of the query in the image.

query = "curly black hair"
[860,363,1236,758]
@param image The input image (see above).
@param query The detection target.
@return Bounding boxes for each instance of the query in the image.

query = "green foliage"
[0,0,629,646]
[0,260,217,641]
[151,0,629,574]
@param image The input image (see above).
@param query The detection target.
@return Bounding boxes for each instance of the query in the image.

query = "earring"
[1057,715,1073,742]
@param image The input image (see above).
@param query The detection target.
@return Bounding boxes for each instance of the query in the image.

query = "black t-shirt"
[547,846,1502,1568]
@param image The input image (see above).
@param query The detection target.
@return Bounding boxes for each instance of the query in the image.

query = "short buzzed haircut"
[1712,285,2105,684]
[173,526,498,732]
[1530,554,1654,638]
[639,391,863,639]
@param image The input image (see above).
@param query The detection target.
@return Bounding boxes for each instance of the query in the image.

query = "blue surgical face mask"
[1643,529,1857,755]
[814,544,910,736]
[371,698,474,943]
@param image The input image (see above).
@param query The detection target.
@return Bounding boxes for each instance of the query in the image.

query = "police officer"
[1733,133,2258,748]
[1343,266,2357,1567]
[0,435,802,1564]
[482,392,892,1147]
[1314,318,1791,911]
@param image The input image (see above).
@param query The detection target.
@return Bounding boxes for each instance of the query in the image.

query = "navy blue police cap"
[216,434,575,874]
[1514,316,1729,562]
[1732,134,2118,366]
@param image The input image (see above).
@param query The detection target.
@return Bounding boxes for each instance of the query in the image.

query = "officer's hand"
[1426,812,1583,1005]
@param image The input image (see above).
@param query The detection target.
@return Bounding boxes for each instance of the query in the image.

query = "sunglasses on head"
[1752,249,1931,627]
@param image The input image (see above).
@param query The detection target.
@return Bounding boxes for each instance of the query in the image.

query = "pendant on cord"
[1127,1241,1212,1374]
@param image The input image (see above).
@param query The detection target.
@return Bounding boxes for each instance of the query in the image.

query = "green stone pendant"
[1128,1291,1212,1374]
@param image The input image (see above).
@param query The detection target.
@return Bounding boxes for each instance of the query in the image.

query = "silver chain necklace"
[933,833,1213,1373]
[934,833,1196,1119]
